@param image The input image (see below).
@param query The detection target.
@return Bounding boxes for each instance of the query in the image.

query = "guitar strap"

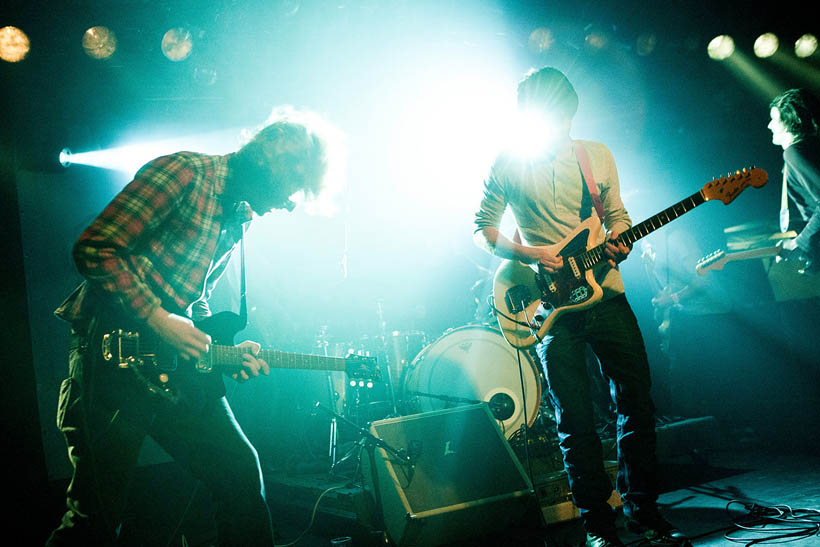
[780,164,790,233]
[573,141,606,224]
[238,222,248,329]
[511,142,605,245]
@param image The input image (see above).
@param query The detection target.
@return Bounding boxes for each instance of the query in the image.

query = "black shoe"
[585,531,624,547]
[626,512,691,545]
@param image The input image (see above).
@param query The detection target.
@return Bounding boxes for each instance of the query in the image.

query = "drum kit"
[318,322,549,445]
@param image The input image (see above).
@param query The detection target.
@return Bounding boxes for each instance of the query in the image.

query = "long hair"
[240,111,329,200]
[770,88,820,138]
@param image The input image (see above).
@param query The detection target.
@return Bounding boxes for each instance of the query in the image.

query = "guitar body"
[89,308,246,404]
[493,216,605,349]
[88,305,379,405]
[491,167,769,349]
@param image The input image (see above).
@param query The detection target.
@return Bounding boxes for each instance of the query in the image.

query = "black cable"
[515,345,549,530]
[723,500,820,545]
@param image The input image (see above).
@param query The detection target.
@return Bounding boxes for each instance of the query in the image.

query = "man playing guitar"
[768,88,820,274]
[474,67,690,547]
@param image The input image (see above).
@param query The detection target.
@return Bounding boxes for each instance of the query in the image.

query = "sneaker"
[625,512,691,545]
[585,531,624,547]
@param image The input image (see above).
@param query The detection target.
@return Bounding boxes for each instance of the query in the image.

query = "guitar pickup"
[505,285,532,313]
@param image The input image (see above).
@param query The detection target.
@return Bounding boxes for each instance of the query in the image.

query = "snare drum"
[401,325,542,438]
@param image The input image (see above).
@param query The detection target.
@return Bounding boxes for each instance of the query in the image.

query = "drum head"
[402,325,541,438]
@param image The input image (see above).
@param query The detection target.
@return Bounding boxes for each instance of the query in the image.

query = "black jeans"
[536,294,658,532]
[47,333,275,546]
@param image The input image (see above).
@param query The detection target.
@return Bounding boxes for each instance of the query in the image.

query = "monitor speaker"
[363,403,533,547]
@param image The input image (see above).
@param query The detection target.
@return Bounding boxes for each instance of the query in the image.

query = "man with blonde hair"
[48,110,332,545]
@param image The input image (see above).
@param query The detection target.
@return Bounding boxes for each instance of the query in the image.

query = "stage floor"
[40,420,819,546]
[266,427,820,547]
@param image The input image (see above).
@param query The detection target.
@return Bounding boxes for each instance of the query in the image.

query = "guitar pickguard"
[536,227,597,309]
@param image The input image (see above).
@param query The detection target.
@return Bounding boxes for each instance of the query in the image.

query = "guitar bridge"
[505,285,532,313]
[101,330,143,369]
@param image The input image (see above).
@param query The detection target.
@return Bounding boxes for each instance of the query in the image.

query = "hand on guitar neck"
[604,231,632,268]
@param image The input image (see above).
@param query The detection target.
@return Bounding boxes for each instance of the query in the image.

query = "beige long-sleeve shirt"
[474,139,632,300]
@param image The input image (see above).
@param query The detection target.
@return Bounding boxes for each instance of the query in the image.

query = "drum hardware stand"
[315,326,340,468]
[376,300,400,418]
[313,401,412,537]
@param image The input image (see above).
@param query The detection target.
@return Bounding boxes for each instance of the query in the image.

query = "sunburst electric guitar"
[492,168,768,349]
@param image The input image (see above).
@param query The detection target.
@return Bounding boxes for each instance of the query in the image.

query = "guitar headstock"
[696,249,727,275]
[701,167,768,205]
[344,353,381,383]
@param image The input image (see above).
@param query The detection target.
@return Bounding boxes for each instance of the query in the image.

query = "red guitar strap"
[573,141,605,223]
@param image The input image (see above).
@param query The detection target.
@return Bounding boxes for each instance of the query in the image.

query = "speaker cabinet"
[363,404,533,547]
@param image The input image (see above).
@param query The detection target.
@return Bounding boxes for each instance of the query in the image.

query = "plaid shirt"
[56,151,251,324]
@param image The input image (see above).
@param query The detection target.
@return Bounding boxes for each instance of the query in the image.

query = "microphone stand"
[313,402,411,472]
[405,390,484,406]
[314,402,410,536]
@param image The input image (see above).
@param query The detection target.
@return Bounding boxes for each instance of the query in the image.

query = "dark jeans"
[536,294,658,532]
[47,333,275,546]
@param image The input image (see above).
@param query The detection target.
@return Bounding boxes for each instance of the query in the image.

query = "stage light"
[753,33,779,58]
[707,35,735,60]
[507,110,563,159]
[58,148,71,167]
[585,31,608,51]
[528,27,554,54]
[795,34,818,58]
[82,26,117,59]
[0,26,30,62]
[161,27,193,61]
[636,32,658,56]
[58,129,242,175]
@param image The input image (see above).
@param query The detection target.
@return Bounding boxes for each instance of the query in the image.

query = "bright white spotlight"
[507,110,563,159]
[60,130,242,175]
[59,148,72,167]
[795,34,818,58]
[707,35,735,60]
[754,32,779,58]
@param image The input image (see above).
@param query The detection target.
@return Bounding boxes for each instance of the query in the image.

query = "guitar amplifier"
[536,460,621,523]
[362,404,533,547]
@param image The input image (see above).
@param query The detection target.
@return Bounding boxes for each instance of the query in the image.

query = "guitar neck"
[581,190,706,267]
[210,345,347,372]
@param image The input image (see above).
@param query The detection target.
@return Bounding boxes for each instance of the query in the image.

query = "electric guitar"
[91,308,380,405]
[492,168,768,349]
[696,236,818,276]
[696,246,784,275]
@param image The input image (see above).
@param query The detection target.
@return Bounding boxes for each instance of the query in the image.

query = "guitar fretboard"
[577,191,706,269]
[210,345,347,372]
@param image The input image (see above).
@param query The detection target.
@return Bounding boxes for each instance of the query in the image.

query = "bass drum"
[401,325,542,438]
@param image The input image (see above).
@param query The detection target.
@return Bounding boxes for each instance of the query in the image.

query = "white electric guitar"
[492,168,768,349]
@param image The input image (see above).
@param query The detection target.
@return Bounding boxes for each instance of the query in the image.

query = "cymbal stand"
[376,300,399,417]
[315,326,339,468]
[314,400,411,478]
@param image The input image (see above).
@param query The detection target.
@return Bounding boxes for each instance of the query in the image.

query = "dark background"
[2,0,818,543]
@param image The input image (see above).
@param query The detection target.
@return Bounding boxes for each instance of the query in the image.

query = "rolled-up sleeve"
[597,144,632,236]
[474,167,507,232]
